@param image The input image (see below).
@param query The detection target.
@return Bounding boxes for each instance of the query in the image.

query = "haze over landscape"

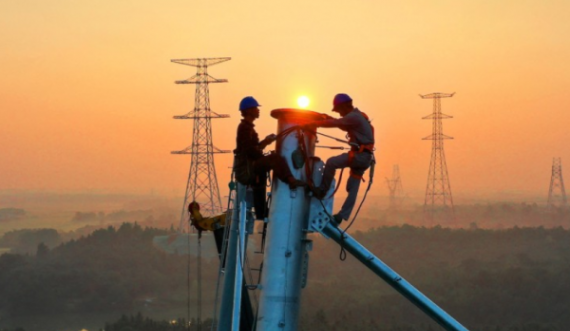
[2,1,570,202]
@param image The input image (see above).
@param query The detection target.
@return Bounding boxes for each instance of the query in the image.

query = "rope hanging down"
[186,210,203,331]
[294,126,376,261]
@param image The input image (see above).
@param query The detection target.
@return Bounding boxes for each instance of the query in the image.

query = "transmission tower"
[171,57,231,232]
[547,157,567,210]
[420,92,455,221]
[385,164,404,211]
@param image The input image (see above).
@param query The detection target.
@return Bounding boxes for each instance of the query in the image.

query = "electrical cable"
[315,131,350,145]
[316,145,347,150]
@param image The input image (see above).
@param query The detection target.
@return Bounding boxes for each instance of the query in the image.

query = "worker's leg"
[319,153,350,192]
[251,171,268,220]
[253,153,294,183]
[337,152,372,220]
[337,173,363,220]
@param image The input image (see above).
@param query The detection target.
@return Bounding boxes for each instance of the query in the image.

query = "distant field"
[0,248,10,255]
[0,192,180,236]
[0,211,76,235]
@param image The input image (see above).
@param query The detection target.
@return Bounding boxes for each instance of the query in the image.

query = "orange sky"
[1,1,570,203]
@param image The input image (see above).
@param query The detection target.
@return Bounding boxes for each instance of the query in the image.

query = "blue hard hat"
[239,96,261,111]
[333,93,352,106]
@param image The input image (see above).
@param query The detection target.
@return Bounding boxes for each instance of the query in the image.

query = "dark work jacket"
[234,120,263,160]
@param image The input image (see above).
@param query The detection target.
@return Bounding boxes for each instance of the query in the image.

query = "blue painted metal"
[256,109,324,331]
[217,184,245,331]
[321,222,469,331]
[231,201,247,331]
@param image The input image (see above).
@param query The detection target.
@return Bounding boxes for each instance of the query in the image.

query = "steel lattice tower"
[171,57,231,232]
[385,164,405,211]
[420,92,455,221]
[547,157,567,210]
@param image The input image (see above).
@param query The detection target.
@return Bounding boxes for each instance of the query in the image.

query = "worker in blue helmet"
[234,96,305,218]
[302,93,375,225]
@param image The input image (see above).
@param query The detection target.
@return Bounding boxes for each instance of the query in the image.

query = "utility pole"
[171,57,231,232]
[385,164,404,211]
[420,92,455,222]
[547,157,567,211]
[213,108,469,331]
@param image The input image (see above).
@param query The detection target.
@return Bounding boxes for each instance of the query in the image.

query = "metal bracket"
[309,209,331,238]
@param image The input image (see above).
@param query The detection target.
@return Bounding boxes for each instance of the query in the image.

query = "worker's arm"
[258,134,277,150]
[305,113,358,131]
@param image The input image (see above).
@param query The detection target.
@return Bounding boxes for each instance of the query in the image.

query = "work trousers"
[250,153,293,220]
[320,151,373,220]
[252,153,293,184]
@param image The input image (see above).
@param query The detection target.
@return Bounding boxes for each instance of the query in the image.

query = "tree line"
[2,223,570,330]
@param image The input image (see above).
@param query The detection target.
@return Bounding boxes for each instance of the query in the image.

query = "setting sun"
[297,96,310,109]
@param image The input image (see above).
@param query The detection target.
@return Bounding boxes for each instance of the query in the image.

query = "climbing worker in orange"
[302,93,375,225]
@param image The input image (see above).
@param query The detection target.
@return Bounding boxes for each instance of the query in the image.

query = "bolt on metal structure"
[385,164,405,211]
[420,92,455,222]
[547,157,567,210]
[171,57,231,232]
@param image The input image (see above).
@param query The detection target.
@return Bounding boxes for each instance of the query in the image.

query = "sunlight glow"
[297,96,310,109]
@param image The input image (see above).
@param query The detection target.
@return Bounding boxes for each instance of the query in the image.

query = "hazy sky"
[1,0,570,201]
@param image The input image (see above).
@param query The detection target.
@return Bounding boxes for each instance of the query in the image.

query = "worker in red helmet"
[234,97,305,217]
[302,93,375,225]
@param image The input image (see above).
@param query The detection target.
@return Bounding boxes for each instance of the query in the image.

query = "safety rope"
[197,236,202,331]
[332,168,344,197]
[337,158,376,260]
[297,125,376,261]
[186,223,191,331]
[186,209,203,331]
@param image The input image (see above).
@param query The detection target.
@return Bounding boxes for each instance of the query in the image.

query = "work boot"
[331,213,344,227]
[287,177,306,189]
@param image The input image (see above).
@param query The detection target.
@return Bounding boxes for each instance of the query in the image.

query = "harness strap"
[348,150,356,165]
[347,150,365,181]
[349,170,363,181]
[348,110,375,152]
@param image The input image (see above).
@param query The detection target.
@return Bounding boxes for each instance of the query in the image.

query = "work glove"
[259,134,277,149]
[264,133,277,143]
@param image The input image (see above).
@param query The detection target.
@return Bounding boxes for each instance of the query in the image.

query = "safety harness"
[347,110,375,180]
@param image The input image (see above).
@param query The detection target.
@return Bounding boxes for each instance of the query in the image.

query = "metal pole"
[231,201,247,331]
[256,109,322,331]
[322,223,469,331]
